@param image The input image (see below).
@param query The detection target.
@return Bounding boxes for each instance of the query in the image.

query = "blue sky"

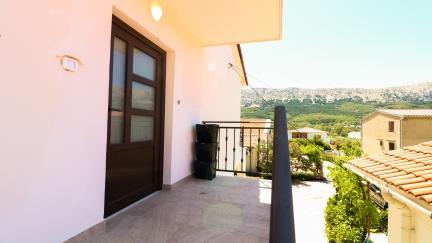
[242,0,432,89]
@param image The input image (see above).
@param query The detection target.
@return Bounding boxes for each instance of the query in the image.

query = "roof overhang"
[164,0,283,46]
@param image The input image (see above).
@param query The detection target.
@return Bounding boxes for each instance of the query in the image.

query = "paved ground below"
[292,179,335,243]
[291,162,387,243]
[80,162,387,243]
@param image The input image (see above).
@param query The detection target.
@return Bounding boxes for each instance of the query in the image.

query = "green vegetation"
[244,99,398,241]
[242,99,432,136]
[325,157,387,243]
[333,137,362,157]
[260,137,329,179]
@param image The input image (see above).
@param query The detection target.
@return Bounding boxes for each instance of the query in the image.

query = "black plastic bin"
[195,142,218,161]
[194,160,216,180]
[196,124,219,143]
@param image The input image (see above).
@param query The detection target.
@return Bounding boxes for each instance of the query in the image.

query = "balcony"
[79,107,293,243]
[81,175,272,243]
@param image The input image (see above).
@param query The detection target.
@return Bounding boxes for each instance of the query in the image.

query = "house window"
[292,132,307,139]
[388,121,395,132]
[379,140,383,147]
[389,142,395,150]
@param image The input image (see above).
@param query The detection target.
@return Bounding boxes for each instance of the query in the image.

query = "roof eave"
[236,44,248,86]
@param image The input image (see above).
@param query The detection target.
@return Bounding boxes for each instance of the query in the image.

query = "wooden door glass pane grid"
[132,81,155,111]
[110,37,127,144]
[131,115,154,142]
[133,47,156,81]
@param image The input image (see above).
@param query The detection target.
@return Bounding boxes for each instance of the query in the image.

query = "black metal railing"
[202,121,274,176]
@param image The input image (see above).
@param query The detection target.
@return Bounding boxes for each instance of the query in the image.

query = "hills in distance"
[242,81,432,106]
[241,81,432,137]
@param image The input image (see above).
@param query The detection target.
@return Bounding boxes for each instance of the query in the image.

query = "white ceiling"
[164,0,283,46]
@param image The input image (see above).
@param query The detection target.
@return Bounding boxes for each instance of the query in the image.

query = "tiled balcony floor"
[83,175,272,243]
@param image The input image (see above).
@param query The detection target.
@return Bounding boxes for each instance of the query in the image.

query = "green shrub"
[325,165,378,243]
[291,171,320,181]
[332,137,362,157]
[372,208,388,234]
[300,144,324,178]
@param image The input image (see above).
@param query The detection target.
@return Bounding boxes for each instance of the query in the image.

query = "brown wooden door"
[105,16,165,217]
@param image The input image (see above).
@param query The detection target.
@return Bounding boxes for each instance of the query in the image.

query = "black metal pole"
[270,106,296,243]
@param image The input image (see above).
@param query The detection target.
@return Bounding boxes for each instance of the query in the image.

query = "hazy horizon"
[244,80,431,90]
[242,0,432,89]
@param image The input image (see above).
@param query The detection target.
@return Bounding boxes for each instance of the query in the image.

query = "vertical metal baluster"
[225,128,228,170]
[267,128,270,166]
[217,127,221,170]
[241,127,244,173]
[233,128,236,175]
[257,128,261,174]
[271,129,274,162]
[249,128,252,175]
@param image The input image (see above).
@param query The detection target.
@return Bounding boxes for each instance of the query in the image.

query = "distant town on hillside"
[241,81,432,137]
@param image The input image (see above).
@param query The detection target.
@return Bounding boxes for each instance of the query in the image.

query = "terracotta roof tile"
[373,169,400,176]
[348,141,432,209]
[392,177,425,186]
[420,194,432,203]
[400,182,432,191]
[413,170,432,176]
[386,174,415,183]
[380,171,406,178]
[409,187,432,196]
[404,166,432,173]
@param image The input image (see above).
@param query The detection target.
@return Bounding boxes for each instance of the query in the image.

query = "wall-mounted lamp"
[151,1,163,22]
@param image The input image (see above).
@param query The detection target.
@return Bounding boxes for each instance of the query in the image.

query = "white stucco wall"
[0,0,241,242]
[383,193,432,243]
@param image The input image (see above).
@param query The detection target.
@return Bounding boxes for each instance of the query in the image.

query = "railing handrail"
[202,121,273,124]
[217,126,274,129]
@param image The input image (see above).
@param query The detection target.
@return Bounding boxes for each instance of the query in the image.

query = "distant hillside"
[241,82,432,137]
[242,82,432,106]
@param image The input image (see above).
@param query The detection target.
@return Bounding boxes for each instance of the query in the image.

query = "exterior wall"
[306,132,330,143]
[361,113,401,155]
[0,0,241,242]
[288,132,330,143]
[411,208,432,243]
[348,131,361,140]
[383,193,432,243]
[383,194,413,243]
[401,117,432,147]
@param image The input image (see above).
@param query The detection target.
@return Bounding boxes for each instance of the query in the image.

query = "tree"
[325,160,378,243]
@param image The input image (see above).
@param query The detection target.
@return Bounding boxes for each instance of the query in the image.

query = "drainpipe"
[270,106,296,243]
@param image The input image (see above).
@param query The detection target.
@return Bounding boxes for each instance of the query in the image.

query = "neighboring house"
[240,119,273,147]
[348,131,361,140]
[347,141,432,243]
[362,109,432,155]
[0,1,282,242]
[288,127,330,143]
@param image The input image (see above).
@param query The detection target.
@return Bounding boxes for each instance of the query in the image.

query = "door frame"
[105,16,166,215]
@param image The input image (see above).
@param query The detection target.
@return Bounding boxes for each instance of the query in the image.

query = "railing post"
[270,106,295,243]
